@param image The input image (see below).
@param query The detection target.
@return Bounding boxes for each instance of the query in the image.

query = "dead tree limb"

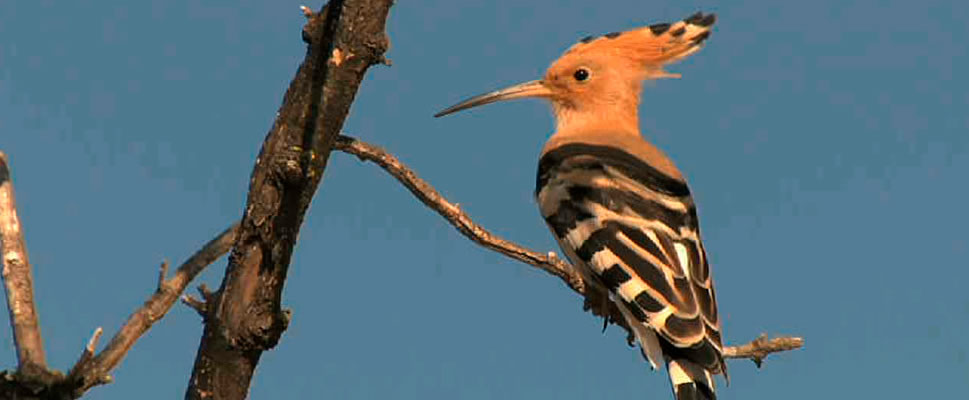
[333,135,804,366]
[722,333,804,367]
[1,151,57,387]
[65,223,240,397]
[333,135,584,289]
[1,148,238,399]
[183,1,393,399]
[0,155,42,359]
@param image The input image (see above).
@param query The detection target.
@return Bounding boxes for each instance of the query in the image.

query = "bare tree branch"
[182,283,216,317]
[181,285,211,318]
[333,135,585,291]
[0,218,236,399]
[66,328,103,383]
[1,147,239,398]
[333,135,628,334]
[184,1,393,398]
[333,135,804,365]
[722,333,804,367]
[64,223,240,396]
[0,151,51,379]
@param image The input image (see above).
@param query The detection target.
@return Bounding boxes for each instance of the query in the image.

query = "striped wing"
[536,143,725,375]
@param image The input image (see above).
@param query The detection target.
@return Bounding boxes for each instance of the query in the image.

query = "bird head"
[435,12,716,132]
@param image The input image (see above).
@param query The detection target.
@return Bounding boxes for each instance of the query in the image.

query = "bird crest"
[558,11,716,80]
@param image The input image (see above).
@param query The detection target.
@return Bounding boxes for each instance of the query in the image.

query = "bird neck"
[543,103,685,182]
[552,102,641,140]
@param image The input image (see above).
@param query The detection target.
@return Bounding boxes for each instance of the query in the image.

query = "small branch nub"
[300,5,313,18]
[67,327,103,381]
[157,260,170,292]
[182,284,215,317]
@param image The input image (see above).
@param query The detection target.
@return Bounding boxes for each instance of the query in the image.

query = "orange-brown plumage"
[436,12,722,400]
[559,12,716,78]
[542,12,716,138]
[435,12,716,179]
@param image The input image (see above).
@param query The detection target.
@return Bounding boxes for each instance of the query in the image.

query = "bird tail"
[667,358,716,400]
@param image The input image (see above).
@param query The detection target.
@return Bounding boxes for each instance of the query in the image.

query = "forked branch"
[2,150,240,398]
[334,135,804,366]
[184,1,394,398]
[66,223,239,396]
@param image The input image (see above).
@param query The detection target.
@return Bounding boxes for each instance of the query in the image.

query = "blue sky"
[1,0,967,398]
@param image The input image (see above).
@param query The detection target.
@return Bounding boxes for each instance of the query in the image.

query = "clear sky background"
[2,0,967,399]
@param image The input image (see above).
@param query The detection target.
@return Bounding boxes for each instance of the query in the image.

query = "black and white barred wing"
[536,144,725,375]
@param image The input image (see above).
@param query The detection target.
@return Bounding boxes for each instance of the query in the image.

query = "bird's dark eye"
[573,68,590,82]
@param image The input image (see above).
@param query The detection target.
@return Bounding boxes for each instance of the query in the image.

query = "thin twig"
[181,294,207,317]
[196,283,213,301]
[333,136,585,291]
[333,135,803,365]
[67,223,240,395]
[181,283,215,317]
[722,333,804,367]
[157,260,170,292]
[334,136,628,334]
[300,5,314,18]
[0,151,48,373]
[67,327,103,381]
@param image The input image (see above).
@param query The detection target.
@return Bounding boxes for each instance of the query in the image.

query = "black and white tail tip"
[669,358,716,400]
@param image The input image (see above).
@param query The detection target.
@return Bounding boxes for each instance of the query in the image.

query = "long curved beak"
[434,80,552,118]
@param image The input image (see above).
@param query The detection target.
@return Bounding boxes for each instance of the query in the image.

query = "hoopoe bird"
[435,12,724,400]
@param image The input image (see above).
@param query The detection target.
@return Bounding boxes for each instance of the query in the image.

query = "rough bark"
[183,1,393,399]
